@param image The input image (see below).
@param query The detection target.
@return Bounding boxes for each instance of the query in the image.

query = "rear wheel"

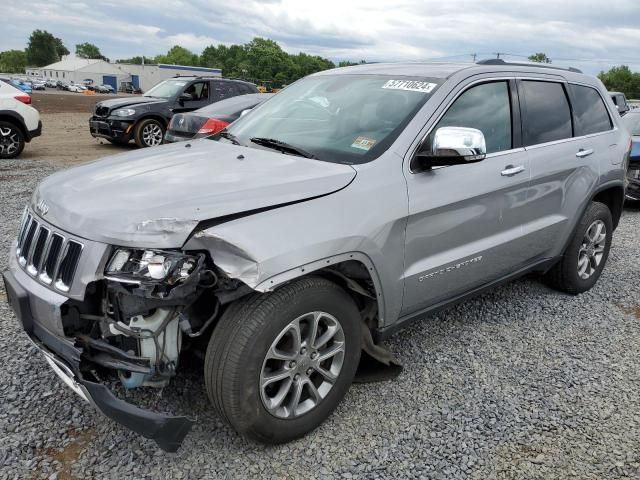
[544,201,613,294]
[134,118,164,148]
[204,277,361,443]
[0,121,25,159]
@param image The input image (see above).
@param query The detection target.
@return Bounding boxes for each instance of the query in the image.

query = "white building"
[26,57,221,92]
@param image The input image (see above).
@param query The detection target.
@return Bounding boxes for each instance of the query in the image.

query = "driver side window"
[185,82,208,101]
[431,81,512,154]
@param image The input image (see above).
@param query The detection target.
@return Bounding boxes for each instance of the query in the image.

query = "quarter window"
[520,81,572,145]
[569,84,612,136]
[431,81,512,154]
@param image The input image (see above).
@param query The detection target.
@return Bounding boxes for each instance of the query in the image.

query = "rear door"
[402,79,532,315]
[517,79,610,259]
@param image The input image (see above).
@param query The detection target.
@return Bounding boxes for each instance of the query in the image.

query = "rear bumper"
[163,130,194,143]
[2,266,194,452]
[89,116,134,142]
[26,120,42,142]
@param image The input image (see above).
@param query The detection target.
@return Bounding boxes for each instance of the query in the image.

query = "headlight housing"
[112,108,137,117]
[105,249,199,284]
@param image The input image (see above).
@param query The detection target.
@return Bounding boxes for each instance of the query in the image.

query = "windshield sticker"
[308,96,330,108]
[382,79,437,93]
[351,136,377,151]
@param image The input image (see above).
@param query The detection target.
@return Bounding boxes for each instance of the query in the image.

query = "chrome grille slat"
[54,241,83,292]
[27,226,49,276]
[15,210,84,292]
[40,233,64,284]
[19,219,38,267]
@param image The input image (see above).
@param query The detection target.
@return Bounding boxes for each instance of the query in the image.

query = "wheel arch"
[135,114,169,129]
[254,252,387,328]
[591,182,625,230]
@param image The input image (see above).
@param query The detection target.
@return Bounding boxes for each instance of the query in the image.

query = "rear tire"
[544,201,613,294]
[204,277,361,443]
[134,118,164,148]
[0,121,25,159]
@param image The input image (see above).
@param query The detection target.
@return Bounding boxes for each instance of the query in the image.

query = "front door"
[173,81,211,113]
[402,79,531,316]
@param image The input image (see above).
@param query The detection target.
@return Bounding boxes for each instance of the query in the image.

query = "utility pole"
[494,52,504,59]
[471,53,477,62]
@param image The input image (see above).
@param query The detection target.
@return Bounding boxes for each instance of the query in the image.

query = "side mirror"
[414,127,486,171]
[179,92,194,105]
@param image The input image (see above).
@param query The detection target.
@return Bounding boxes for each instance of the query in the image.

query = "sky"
[3,0,640,74]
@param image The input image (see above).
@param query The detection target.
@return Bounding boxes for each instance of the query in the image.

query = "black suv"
[89,76,258,147]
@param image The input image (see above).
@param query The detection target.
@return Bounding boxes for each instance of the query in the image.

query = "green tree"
[0,49,27,73]
[528,52,552,63]
[598,65,640,99]
[26,30,62,66]
[54,37,69,58]
[154,46,199,66]
[76,42,107,61]
[115,56,152,65]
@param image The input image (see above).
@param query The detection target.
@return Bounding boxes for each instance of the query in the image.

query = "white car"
[68,84,85,93]
[0,79,41,158]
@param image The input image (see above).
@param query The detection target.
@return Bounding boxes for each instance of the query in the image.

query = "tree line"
[2,31,638,96]
[0,30,354,88]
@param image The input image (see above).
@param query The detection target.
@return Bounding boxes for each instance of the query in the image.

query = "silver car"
[3,60,630,451]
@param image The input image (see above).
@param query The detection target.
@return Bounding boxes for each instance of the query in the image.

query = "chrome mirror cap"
[433,126,487,161]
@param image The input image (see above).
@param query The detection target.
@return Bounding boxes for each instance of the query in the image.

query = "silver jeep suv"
[3,60,630,451]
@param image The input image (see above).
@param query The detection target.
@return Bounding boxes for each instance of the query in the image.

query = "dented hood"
[32,140,356,248]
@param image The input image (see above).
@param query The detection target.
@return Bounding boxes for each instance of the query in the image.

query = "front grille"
[16,213,83,293]
[95,105,109,117]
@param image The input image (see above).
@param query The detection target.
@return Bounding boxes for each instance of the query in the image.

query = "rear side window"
[213,81,240,100]
[569,84,612,136]
[432,81,512,154]
[520,81,572,146]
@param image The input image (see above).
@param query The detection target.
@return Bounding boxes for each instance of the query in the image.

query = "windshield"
[622,113,640,136]
[219,74,441,164]
[144,79,189,99]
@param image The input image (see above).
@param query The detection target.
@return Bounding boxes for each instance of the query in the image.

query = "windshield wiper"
[250,137,317,159]
[218,130,242,145]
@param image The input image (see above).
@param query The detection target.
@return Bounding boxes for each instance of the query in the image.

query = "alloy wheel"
[577,219,607,280]
[0,126,20,156]
[141,123,163,146]
[260,311,345,419]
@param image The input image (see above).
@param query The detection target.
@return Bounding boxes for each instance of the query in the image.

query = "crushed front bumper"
[2,267,195,452]
[89,116,134,142]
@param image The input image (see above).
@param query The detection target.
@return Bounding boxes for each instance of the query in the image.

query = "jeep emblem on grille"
[36,199,49,216]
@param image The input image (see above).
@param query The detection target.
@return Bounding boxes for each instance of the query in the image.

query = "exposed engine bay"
[63,248,250,389]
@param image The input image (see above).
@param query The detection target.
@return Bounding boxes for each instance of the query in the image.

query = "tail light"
[15,94,32,105]
[198,118,229,135]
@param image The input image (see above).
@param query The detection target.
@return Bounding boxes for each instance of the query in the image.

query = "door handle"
[576,148,594,158]
[501,165,525,177]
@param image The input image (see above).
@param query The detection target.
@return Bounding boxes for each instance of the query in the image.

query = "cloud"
[2,0,640,73]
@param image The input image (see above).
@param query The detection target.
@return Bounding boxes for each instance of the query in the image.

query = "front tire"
[544,201,613,294]
[0,121,25,159]
[134,118,164,148]
[204,277,361,443]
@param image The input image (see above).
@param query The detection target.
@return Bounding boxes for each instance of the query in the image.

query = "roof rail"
[171,74,220,79]
[476,58,582,74]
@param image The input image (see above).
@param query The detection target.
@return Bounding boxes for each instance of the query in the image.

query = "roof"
[36,57,104,71]
[321,62,473,79]
[317,60,591,81]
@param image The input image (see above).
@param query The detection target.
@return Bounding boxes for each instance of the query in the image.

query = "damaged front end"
[4,236,252,452]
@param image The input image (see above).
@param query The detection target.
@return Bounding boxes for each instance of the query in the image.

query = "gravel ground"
[1,156,639,479]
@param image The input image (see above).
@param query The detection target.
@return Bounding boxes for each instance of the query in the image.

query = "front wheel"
[204,277,361,443]
[544,201,613,294]
[134,118,164,148]
[0,121,25,159]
